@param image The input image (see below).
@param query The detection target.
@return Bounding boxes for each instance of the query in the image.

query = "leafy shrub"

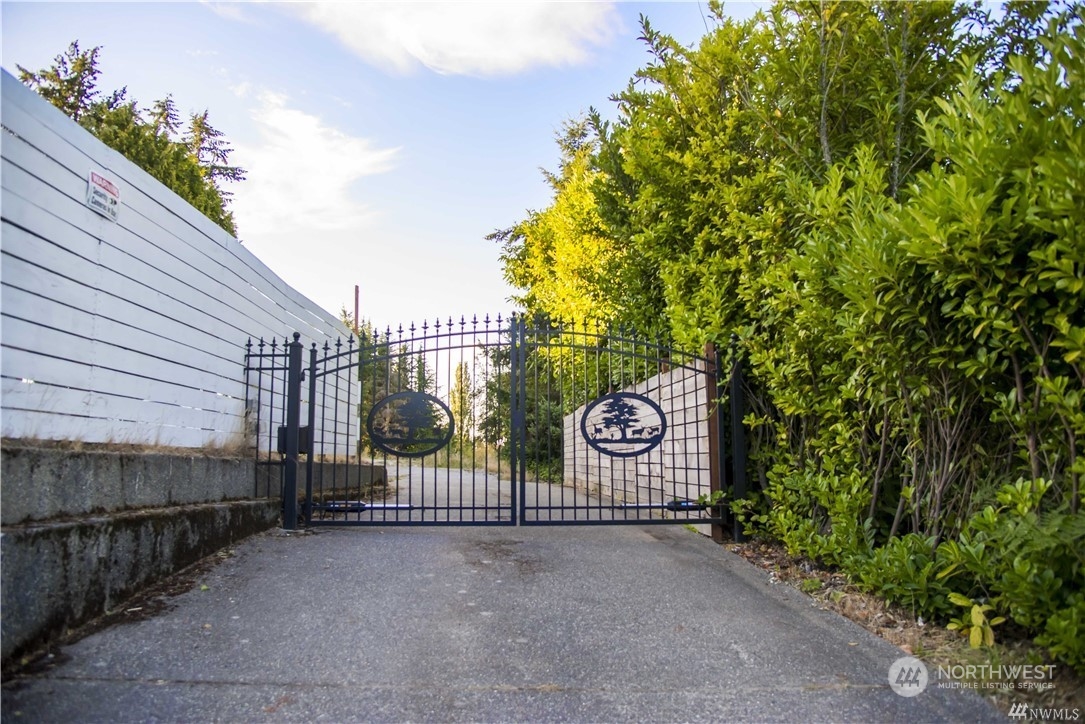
[946,592,1006,649]
[853,534,954,618]
[763,465,872,568]
[730,490,769,538]
[1036,594,1085,675]
[937,480,1085,667]
[498,0,1085,674]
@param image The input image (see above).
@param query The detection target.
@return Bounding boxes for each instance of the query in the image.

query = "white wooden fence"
[563,362,712,506]
[0,70,354,449]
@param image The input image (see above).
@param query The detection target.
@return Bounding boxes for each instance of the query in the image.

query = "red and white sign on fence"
[86,170,120,221]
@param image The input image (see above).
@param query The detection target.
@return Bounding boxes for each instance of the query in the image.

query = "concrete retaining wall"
[253,461,389,505]
[1,447,258,526]
[0,445,278,664]
[1,500,278,664]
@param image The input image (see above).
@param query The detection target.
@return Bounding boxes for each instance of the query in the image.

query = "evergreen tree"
[492,118,616,327]
[17,41,107,121]
[18,41,244,236]
[149,95,180,138]
[477,346,511,448]
[185,110,246,184]
[449,361,477,448]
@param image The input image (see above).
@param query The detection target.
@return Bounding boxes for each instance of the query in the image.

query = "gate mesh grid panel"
[307,316,514,526]
[243,337,289,500]
[517,320,724,526]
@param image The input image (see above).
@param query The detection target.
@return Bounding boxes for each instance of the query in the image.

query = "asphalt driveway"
[1,525,1003,722]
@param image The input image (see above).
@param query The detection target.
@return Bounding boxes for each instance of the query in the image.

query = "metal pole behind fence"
[510,315,524,525]
[729,335,748,543]
[305,341,318,526]
[705,342,726,543]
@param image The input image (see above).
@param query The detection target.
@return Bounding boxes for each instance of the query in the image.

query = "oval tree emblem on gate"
[367,391,455,458]
[581,392,667,458]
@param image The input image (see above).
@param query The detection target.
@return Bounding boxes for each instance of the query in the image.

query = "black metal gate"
[244,315,747,536]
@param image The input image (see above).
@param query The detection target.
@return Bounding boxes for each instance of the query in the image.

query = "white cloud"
[291,1,621,76]
[229,90,399,240]
[201,1,253,24]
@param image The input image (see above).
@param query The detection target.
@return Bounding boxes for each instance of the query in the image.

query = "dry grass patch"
[2,437,250,458]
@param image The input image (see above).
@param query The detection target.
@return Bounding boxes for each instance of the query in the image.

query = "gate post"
[509,314,524,525]
[729,335,748,543]
[705,342,727,544]
[283,332,303,530]
[304,341,318,526]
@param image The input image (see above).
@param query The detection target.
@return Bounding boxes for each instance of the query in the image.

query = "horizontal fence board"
[1,314,241,401]
[0,308,241,397]
[1,159,292,344]
[1,378,242,435]
[2,216,251,354]
[95,230,287,345]
[0,251,98,312]
[2,88,343,334]
[1,172,105,267]
[2,73,237,251]
[0,346,245,416]
[0,183,328,371]
[226,242,342,338]
[8,280,244,382]
[1,122,108,220]
[0,343,96,383]
[0,378,247,434]
[0,327,248,406]
[2,154,341,352]
[0,407,237,448]
[1,253,247,375]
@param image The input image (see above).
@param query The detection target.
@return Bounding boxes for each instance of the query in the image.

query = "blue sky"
[3,1,763,330]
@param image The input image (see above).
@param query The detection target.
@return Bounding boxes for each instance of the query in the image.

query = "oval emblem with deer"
[580,392,667,458]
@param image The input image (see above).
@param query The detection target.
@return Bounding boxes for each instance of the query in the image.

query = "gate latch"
[665,500,708,512]
[277,425,311,455]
